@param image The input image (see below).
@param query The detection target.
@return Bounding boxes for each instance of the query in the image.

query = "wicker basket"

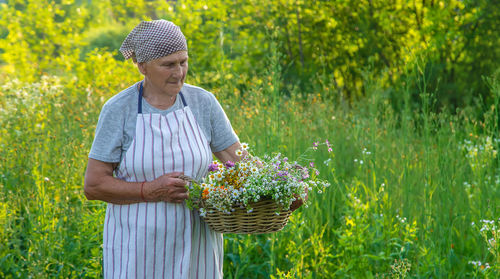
[201,199,292,234]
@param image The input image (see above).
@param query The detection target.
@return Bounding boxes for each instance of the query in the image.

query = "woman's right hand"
[84,158,189,204]
[143,172,188,203]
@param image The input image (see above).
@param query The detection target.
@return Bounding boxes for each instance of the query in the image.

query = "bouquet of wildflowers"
[186,143,330,217]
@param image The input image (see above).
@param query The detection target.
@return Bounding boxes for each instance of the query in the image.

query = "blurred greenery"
[1,0,499,109]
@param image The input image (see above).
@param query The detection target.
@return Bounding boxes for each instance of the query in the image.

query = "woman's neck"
[141,81,177,110]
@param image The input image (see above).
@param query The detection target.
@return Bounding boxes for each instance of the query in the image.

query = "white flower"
[235,149,243,157]
[231,190,239,198]
[215,172,224,181]
[241,143,249,150]
[199,208,207,217]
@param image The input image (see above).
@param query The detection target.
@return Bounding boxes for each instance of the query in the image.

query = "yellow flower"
[345,216,355,227]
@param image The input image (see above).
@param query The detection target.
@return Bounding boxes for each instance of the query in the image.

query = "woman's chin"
[165,84,183,95]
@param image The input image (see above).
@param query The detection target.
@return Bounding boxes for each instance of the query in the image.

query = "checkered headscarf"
[120,20,187,63]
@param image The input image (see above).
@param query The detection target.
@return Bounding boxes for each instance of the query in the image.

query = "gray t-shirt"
[89,82,239,163]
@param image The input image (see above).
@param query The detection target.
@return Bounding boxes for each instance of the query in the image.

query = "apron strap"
[179,92,187,107]
[137,81,187,114]
[138,81,144,114]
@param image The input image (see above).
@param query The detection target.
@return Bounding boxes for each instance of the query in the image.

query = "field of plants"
[0,0,498,278]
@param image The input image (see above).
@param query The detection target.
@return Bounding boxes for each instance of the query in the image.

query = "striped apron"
[103,82,223,279]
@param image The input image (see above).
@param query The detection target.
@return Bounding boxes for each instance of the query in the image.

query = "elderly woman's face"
[139,50,188,96]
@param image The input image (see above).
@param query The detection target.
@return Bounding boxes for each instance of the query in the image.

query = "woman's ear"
[137,62,147,75]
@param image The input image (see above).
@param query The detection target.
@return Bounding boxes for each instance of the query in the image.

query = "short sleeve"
[209,95,239,152]
[88,102,125,163]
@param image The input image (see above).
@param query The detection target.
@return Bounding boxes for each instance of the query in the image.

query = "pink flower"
[328,147,333,153]
[208,163,219,172]
[225,161,235,168]
[310,162,315,168]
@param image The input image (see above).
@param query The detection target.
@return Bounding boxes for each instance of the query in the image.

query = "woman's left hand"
[290,187,309,212]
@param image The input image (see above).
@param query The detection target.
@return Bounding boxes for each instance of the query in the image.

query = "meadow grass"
[0,52,498,278]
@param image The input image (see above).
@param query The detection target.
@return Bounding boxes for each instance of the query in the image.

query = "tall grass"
[211,50,499,277]
[0,48,498,278]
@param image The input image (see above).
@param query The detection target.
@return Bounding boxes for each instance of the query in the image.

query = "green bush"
[81,24,131,61]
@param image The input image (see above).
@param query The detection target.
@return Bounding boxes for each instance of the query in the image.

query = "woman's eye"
[161,61,186,67]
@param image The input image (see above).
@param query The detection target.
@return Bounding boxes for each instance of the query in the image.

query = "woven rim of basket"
[201,199,292,234]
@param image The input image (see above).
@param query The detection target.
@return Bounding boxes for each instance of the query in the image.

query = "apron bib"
[103,82,223,279]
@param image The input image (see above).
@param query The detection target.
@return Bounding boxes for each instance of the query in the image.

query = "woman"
[84,20,241,279]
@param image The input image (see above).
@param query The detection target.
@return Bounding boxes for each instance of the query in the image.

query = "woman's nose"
[171,64,183,77]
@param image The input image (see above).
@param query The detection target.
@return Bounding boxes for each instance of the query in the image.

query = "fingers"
[170,192,189,203]
[145,172,194,203]
[148,186,187,203]
[162,173,190,187]
[168,177,188,187]
[164,171,183,177]
[162,172,196,184]
[290,193,306,211]
[290,199,304,212]
[160,175,188,203]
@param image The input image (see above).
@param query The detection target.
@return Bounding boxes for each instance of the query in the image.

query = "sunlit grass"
[0,52,498,278]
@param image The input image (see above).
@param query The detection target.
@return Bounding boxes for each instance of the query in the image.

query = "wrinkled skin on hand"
[143,172,189,203]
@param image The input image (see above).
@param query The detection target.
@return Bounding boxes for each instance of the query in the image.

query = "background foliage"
[1,0,499,107]
[0,0,498,278]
